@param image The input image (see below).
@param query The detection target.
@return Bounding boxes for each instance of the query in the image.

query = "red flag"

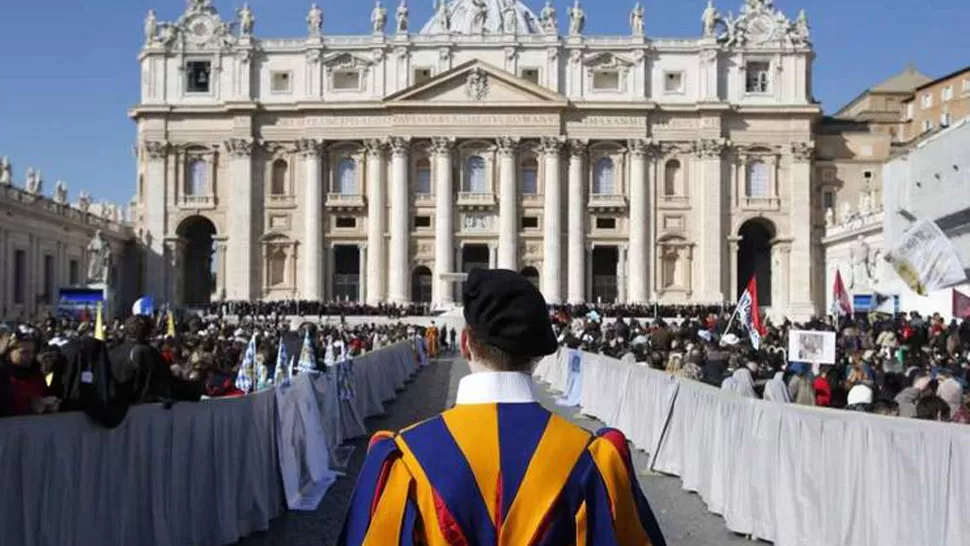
[743,276,767,337]
[953,289,970,318]
[832,270,853,316]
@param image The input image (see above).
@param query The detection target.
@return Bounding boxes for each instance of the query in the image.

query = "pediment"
[322,52,373,70]
[384,61,568,106]
[582,52,634,69]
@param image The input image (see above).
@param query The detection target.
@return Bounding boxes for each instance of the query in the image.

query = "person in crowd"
[339,269,666,545]
[896,374,933,418]
[915,395,951,421]
[1,327,58,416]
[722,367,757,398]
[764,371,791,403]
[845,384,874,412]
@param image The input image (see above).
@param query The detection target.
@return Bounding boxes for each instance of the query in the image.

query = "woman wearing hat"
[340,269,666,545]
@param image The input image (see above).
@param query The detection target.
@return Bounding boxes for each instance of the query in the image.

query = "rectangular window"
[905,102,914,120]
[13,249,26,305]
[521,216,539,229]
[186,61,212,93]
[270,71,292,93]
[663,71,684,93]
[941,112,952,127]
[745,62,770,93]
[922,119,933,133]
[414,215,431,228]
[69,259,79,285]
[413,67,433,85]
[520,68,540,85]
[595,217,617,230]
[920,93,933,109]
[592,71,620,91]
[823,190,835,211]
[964,78,970,92]
[335,217,356,228]
[333,70,361,90]
[942,86,953,102]
[43,254,54,305]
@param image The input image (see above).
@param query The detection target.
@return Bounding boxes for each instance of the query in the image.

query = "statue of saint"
[436,0,451,32]
[86,230,111,284]
[702,0,720,38]
[540,0,558,34]
[471,0,488,34]
[77,190,92,213]
[54,181,68,204]
[238,3,255,36]
[629,1,645,37]
[371,0,388,34]
[25,168,42,195]
[850,237,873,289]
[791,9,810,46]
[0,156,11,185]
[568,0,585,36]
[502,0,518,34]
[144,9,158,45]
[396,0,409,33]
[307,3,323,36]
[825,206,835,227]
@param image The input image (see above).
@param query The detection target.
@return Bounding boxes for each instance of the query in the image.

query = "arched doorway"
[411,266,432,303]
[737,219,774,306]
[176,216,217,306]
[520,266,540,289]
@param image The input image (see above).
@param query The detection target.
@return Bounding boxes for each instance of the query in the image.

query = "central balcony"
[457,191,497,211]
[178,195,216,210]
[326,193,366,211]
[587,193,627,212]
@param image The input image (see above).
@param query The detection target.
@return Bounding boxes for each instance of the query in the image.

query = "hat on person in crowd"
[847,384,874,407]
[462,268,557,358]
[721,333,740,347]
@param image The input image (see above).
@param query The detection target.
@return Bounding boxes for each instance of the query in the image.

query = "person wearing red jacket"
[2,329,58,416]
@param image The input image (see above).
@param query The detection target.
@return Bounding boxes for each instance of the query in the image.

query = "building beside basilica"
[131,0,821,318]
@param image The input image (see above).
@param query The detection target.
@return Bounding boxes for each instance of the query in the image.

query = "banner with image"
[557,349,584,407]
[885,219,966,296]
[787,330,837,365]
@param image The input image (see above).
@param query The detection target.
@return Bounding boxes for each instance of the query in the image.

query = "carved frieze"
[693,138,728,159]
[462,213,493,231]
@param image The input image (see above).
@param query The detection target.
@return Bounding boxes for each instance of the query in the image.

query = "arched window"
[464,156,487,193]
[664,159,681,196]
[268,247,287,287]
[336,158,358,195]
[271,159,288,196]
[746,160,770,198]
[415,158,432,194]
[186,159,207,196]
[593,157,615,195]
[520,158,538,195]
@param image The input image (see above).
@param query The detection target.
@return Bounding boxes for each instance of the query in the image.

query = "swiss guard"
[339,268,666,545]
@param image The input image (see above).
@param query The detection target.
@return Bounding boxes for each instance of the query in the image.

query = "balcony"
[179,195,215,209]
[457,192,497,211]
[740,196,781,211]
[325,193,366,211]
[413,193,435,207]
[587,193,627,212]
[267,194,297,208]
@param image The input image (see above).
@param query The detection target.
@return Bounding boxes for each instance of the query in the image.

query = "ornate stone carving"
[790,140,815,161]
[465,67,489,101]
[568,0,586,36]
[723,0,803,48]
[539,136,564,155]
[502,1,518,34]
[389,136,411,156]
[438,47,451,62]
[53,181,68,204]
[395,0,409,34]
[627,138,653,158]
[630,2,645,37]
[144,9,158,45]
[307,3,323,36]
[495,136,519,156]
[224,138,254,157]
[87,230,111,283]
[568,139,589,158]
[569,49,583,64]
[364,138,387,155]
[504,46,518,61]
[371,48,385,62]
[143,141,169,159]
[547,47,559,61]
[235,47,253,62]
[463,213,492,231]
[430,137,455,156]
[295,138,320,157]
[0,156,11,185]
[699,48,719,64]
[371,0,388,34]
[25,168,42,195]
[237,3,255,37]
[305,48,323,63]
[77,190,91,213]
[790,9,810,47]
[693,138,727,159]
[394,46,409,59]
[701,0,724,39]
[539,0,558,34]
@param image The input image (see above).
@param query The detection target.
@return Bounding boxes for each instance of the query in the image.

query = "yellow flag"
[94,302,105,341]
[166,310,176,338]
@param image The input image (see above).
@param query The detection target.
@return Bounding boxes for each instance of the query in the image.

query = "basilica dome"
[420,0,544,36]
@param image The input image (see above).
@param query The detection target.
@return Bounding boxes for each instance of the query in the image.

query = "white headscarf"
[764,371,791,403]
[722,368,757,398]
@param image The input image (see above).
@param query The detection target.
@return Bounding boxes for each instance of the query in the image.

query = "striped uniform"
[339,402,666,546]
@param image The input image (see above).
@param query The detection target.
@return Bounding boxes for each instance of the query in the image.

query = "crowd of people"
[554,308,970,424]
[202,300,432,319]
[0,311,434,424]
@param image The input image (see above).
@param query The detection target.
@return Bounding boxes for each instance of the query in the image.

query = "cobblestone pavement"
[238,356,751,545]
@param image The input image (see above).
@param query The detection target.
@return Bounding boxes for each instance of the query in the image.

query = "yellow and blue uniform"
[339,398,666,545]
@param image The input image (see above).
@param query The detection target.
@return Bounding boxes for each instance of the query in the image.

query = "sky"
[0,0,967,205]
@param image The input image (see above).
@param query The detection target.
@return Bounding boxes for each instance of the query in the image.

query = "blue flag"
[235,334,257,394]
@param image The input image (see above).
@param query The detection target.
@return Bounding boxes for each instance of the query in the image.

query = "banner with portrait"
[885,219,966,296]
[787,330,837,365]
[557,349,584,407]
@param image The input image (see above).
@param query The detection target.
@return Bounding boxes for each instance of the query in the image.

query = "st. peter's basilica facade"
[131,0,820,318]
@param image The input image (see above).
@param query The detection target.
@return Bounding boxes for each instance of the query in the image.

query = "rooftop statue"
[630,1,645,37]
[568,0,585,36]
[396,0,409,33]
[0,156,11,185]
[372,1,388,34]
[238,3,255,36]
[420,0,542,36]
[307,3,323,36]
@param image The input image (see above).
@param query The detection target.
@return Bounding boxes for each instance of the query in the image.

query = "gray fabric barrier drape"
[534,350,970,546]
[0,342,418,546]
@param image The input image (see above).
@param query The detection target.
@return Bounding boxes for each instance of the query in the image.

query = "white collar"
[455,372,538,405]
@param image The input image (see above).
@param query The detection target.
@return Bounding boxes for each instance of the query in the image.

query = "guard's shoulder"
[590,427,633,463]
[366,430,400,454]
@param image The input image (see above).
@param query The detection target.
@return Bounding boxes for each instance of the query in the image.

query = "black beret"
[462,268,557,358]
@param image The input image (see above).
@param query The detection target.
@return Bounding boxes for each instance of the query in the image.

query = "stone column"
[497,136,519,271]
[142,141,169,302]
[214,237,228,300]
[586,245,594,302]
[225,138,256,300]
[788,142,816,319]
[364,139,386,305]
[299,139,323,300]
[540,137,563,304]
[694,138,726,303]
[326,244,336,301]
[627,139,650,304]
[617,244,628,304]
[567,139,587,304]
[388,137,411,303]
[772,240,792,320]
[431,137,455,307]
[489,243,498,269]
[727,236,741,301]
[359,244,367,303]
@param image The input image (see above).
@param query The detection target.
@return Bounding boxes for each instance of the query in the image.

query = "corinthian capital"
[568,138,589,158]
[142,140,169,159]
[495,136,520,156]
[627,138,654,158]
[539,136,564,155]
[429,137,455,156]
[223,138,255,157]
[389,136,411,156]
[790,140,815,162]
[364,138,387,155]
[295,138,321,157]
[693,138,727,159]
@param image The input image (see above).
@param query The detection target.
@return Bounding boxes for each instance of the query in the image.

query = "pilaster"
[142,140,169,302]
[788,141,816,320]
[225,138,255,300]
[694,138,727,303]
